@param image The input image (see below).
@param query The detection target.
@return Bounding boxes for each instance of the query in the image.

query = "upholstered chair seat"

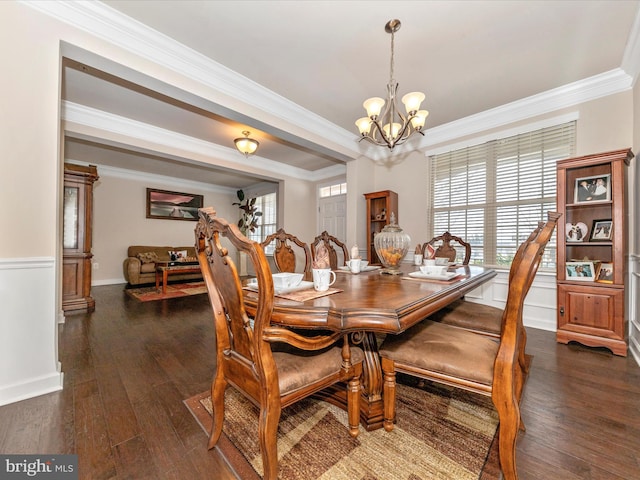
[429,299,502,338]
[379,320,498,389]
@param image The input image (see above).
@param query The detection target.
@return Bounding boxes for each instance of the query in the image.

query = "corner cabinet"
[63,163,99,314]
[364,190,398,265]
[556,148,633,356]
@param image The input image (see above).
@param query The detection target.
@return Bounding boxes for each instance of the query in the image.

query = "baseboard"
[0,372,63,407]
[92,278,126,286]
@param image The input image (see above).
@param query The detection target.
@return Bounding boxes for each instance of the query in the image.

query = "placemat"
[275,287,342,302]
[401,274,467,284]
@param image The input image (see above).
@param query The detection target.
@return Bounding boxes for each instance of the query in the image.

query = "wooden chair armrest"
[263,326,342,350]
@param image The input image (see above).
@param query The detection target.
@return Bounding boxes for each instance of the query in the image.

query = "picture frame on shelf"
[565,261,596,281]
[565,222,588,242]
[146,188,203,221]
[573,173,611,204]
[590,219,613,241]
[596,262,614,283]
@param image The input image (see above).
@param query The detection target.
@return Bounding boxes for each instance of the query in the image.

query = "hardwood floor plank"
[0,284,639,479]
[74,380,118,479]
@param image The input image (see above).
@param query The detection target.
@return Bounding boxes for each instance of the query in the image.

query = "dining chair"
[311,230,349,270]
[195,207,363,480]
[378,212,560,480]
[429,222,546,340]
[261,228,313,280]
[422,231,471,264]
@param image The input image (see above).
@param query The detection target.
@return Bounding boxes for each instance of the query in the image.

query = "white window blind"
[428,121,575,270]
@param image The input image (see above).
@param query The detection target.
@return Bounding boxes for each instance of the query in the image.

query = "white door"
[318,194,346,240]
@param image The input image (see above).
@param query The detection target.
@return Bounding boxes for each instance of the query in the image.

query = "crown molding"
[622,6,640,86]
[65,158,235,194]
[23,0,359,157]
[28,1,636,166]
[63,102,346,183]
[419,68,632,151]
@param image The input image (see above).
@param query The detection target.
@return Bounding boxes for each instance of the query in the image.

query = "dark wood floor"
[1,284,638,479]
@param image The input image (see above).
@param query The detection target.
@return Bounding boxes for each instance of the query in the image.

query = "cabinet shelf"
[364,190,398,265]
[556,148,633,356]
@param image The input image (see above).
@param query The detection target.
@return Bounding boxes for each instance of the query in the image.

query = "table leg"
[162,269,169,294]
[155,269,161,292]
[315,331,385,431]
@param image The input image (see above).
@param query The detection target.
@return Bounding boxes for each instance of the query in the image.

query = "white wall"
[90,165,237,284]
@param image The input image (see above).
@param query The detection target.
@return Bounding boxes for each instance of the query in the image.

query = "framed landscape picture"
[590,219,613,241]
[146,188,203,221]
[565,261,596,281]
[573,173,611,204]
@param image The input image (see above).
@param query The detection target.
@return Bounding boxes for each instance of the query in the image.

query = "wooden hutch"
[62,163,99,313]
[364,190,398,265]
[556,148,633,356]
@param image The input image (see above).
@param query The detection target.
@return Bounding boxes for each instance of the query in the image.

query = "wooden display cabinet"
[364,190,398,265]
[63,163,99,313]
[556,148,633,356]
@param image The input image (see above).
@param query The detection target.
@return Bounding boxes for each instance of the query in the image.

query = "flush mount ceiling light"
[234,130,259,157]
[355,19,429,151]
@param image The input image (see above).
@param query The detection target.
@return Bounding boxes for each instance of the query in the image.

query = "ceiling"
[60,0,640,189]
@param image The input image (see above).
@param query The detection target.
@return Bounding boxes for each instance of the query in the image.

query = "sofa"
[123,245,202,286]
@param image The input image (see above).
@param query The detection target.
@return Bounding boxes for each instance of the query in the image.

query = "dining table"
[243,263,496,431]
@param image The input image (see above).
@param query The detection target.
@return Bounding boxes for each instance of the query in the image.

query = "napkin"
[313,244,330,269]
[424,243,436,259]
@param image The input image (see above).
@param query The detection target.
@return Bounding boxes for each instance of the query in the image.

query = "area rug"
[125,281,207,302]
[184,378,501,480]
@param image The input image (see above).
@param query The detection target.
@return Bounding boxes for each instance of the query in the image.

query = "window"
[428,121,575,270]
[319,182,347,198]
[246,192,277,253]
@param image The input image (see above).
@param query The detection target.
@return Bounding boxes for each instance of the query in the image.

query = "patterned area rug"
[184,377,501,480]
[125,281,207,302]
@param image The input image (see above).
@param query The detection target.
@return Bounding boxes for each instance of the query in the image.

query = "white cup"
[312,268,337,291]
[413,253,423,266]
[435,257,450,266]
[423,259,436,266]
[346,258,362,274]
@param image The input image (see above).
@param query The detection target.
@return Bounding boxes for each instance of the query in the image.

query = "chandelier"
[355,19,429,151]
[234,130,259,157]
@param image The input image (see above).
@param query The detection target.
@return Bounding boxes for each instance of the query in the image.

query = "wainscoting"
[464,269,558,332]
[0,257,63,406]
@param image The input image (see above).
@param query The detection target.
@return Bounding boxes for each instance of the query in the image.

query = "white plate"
[408,271,458,281]
[338,265,381,272]
[246,280,314,294]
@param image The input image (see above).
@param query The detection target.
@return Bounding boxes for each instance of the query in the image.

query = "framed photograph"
[596,262,614,283]
[146,188,203,221]
[590,219,613,241]
[565,222,588,242]
[573,174,611,203]
[565,261,596,281]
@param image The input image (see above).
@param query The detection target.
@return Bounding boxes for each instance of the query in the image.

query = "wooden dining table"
[243,263,496,430]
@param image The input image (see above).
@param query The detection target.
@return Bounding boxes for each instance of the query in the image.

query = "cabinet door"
[557,283,625,354]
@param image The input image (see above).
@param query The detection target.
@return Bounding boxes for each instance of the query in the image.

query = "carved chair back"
[311,231,349,270]
[423,231,471,264]
[261,228,313,279]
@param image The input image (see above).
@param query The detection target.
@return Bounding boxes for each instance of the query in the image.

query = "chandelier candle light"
[356,19,428,150]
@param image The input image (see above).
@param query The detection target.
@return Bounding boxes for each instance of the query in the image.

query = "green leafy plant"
[233,189,262,235]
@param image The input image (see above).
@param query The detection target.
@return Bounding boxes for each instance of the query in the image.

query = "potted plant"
[233,189,262,236]
[233,190,262,276]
